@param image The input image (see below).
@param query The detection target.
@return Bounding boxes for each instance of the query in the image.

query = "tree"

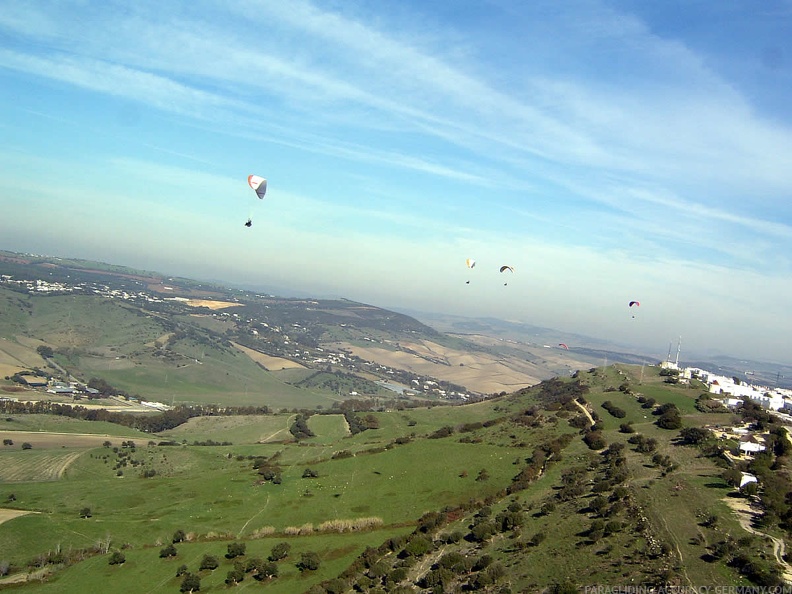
[226,542,246,559]
[172,529,186,543]
[225,568,245,585]
[21,443,32,450]
[721,468,742,487]
[109,551,126,565]
[36,345,54,358]
[160,544,178,558]
[296,551,321,572]
[79,507,92,518]
[255,560,279,580]
[2,439,13,446]
[180,573,201,593]
[199,554,219,571]
[268,542,290,561]
[679,427,711,445]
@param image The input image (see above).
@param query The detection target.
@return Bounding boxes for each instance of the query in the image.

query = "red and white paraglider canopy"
[248,175,267,199]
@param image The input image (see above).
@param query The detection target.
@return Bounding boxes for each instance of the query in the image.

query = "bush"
[180,573,200,592]
[226,542,246,558]
[269,542,290,561]
[428,426,454,439]
[254,560,278,580]
[160,544,178,558]
[199,554,219,571]
[297,551,321,571]
[109,551,125,565]
[402,535,433,557]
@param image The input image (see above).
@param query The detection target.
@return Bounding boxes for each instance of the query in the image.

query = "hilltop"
[0,362,791,592]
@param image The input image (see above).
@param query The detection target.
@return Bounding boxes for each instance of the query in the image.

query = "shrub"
[226,542,246,559]
[429,426,454,439]
[199,554,219,571]
[254,560,278,580]
[268,542,290,561]
[180,573,200,593]
[108,551,125,565]
[297,551,321,572]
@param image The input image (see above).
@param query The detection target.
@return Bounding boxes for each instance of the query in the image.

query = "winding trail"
[574,399,595,427]
[238,494,270,538]
[724,496,792,584]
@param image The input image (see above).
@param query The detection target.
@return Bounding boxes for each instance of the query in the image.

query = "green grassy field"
[0,365,785,591]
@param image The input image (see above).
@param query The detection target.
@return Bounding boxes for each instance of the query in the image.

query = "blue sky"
[1,0,791,363]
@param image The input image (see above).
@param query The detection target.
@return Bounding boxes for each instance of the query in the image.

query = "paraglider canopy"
[499,265,514,273]
[466,258,476,269]
[559,343,569,350]
[248,175,267,199]
[629,301,640,307]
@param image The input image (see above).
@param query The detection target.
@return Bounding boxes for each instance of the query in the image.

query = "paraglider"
[559,343,569,350]
[464,258,476,284]
[248,175,267,199]
[500,265,514,285]
[629,300,640,318]
[245,174,267,227]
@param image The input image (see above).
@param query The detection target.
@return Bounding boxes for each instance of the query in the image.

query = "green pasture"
[159,415,296,445]
[0,415,150,438]
[0,430,522,572]
[95,351,334,409]
[0,288,30,338]
[15,528,413,594]
[305,414,349,444]
[28,295,163,353]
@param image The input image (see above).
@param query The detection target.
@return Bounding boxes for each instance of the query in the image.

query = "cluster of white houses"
[660,362,792,462]
[673,365,792,412]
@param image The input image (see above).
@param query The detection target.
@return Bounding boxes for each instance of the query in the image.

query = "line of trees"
[0,399,271,433]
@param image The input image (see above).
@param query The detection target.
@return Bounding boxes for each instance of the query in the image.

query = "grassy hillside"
[1,364,789,592]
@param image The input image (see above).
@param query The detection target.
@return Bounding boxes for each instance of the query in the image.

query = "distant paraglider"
[245,174,267,227]
[500,265,514,285]
[629,300,640,318]
[465,258,476,284]
[558,343,569,350]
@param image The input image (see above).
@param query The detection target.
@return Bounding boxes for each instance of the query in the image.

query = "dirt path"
[258,414,295,443]
[238,495,270,538]
[574,400,595,427]
[724,496,792,584]
[657,509,696,589]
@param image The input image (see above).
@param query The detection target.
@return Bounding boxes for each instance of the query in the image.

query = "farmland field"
[0,450,83,482]
[339,338,543,394]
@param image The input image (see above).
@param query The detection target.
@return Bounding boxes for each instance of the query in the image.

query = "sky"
[1,0,791,364]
